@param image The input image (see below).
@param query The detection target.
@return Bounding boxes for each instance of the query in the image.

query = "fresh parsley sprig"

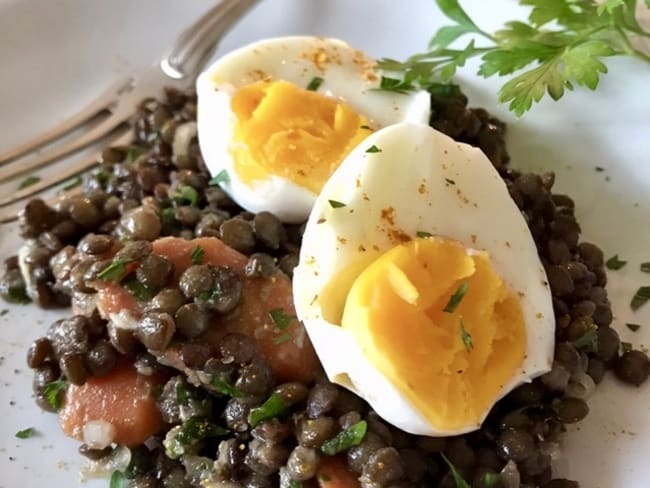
[377,0,650,116]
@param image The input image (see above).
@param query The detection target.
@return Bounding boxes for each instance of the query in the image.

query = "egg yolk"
[341,237,526,431]
[230,80,372,194]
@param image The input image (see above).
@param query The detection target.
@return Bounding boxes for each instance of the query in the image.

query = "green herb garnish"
[94,168,111,184]
[595,166,605,172]
[43,379,67,410]
[481,472,500,487]
[626,323,641,332]
[621,341,633,353]
[631,286,650,311]
[269,308,295,330]
[605,254,627,270]
[288,482,303,488]
[460,318,473,352]
[440,453,471,488]
[445,178,456,185]
[0,309,8,316]
[109,471,127,488]
[248,392,289,427]
[19,175,41,189]
[320,420,368,455]
[176,382,190,405]
[306,76,324,91]
[640,262,650,273]
[328,199,346,208]
[573,327,598,353]
[365,145,382,153]
[123,277,156,302]
[4,285,30,304]
[376,0,650,116]
[443,281,469,313]
[15,428,35,439]
[273,332,293,345]
[171,185,199,207]
[198,285,222,303]
[360,125,372,130]
[177,417,229,444]
[416,231,433,238]
[62,175,83,191]
[125,147,145,163]
[209,169,230,186]
[190,245,205,265]
[212,378,245,398]
[97,259,128,282]
[161,207,176,226]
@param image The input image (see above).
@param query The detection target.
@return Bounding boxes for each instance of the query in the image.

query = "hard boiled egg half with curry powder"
[196,36,430,223]
[293,123,555,436]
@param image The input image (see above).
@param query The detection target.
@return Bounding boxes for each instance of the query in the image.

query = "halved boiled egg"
[293,122,555,436]
[196,36,431,222]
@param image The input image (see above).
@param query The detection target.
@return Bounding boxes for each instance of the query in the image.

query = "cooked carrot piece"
[59,362,163,447]
[317,455,361,488]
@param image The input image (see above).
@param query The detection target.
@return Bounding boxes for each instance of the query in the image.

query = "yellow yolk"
[341,237,526,431]
[230,80,372,194]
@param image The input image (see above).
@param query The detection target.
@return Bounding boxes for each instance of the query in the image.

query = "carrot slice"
[317,456,361,488]
[59,362,163,447]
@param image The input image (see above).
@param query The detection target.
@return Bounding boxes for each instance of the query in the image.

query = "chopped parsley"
[573,327,598,353]
[97,259,128,282]
[273,332,292,345]
[43,379,67,410]
[416,231,433,238]
[360,125,372,130]
[62,175,83,191]
[328,199,346,208]
[374,75,414,94]
[445,178,456,185]
[269,308,295,330]
[161,207,176,226]
[365,145,382,153]
[0,309,8,316]
[175,382,190,405]
[626,323,641,332]
[125,147,145,163]
[306,76,324,91]
[443,281,469,313]
[288,482,303,488]
[123,277,156,302]
[198,285,222,303]
[93,168,111,184]
[605,254,627,270]
[190,245,205,265]
[209,169,230,186]
[18,175,41,189]
[631,286,650,311]
[640,262,650,273]
[15,427,35,439]
[320,420,367,455]
[109,471,127,488]
[595,166,605,172]
[4,285,30,304]
[171,185,199,207]
[212,377,245,398]
[481,472,500,487]
[440,453,471,488]
[460,318,473,352]
[248,392,289,427]
[621,341,633,354]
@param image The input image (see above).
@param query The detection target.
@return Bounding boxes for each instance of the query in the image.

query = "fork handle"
[161,0,260,80]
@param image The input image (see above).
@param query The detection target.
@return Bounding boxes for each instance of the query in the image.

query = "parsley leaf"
[631,286,650,311]
[248,392,289,427]
[269,308,296,330]
[109,471,127,488]
[328,199,346,208]
[212,377,245,398]
[626,323,641,332]
[376,0,650,116]
[573,327,598,353]
[621,341,633,353]
[123,277,156,302]
[15,427,35,439]
[43,379,67,410]
[125,147,145,163]
[171,185,199,207]
[306,76,324,91]
[273,332,292,345]
[366,145,382,153]
[441,453,472,488]
[62,175,83,191]
[481,472,500,487]
[605,254,627,270]
[460,318,473,352]
[209,169,230,186]
[190,245,205,265]
[320,420,367,455]
[417,231,433,238]
[19,175,41,189]
[640,262,650,273]
[97,259,128,282]
[444,281,469,313]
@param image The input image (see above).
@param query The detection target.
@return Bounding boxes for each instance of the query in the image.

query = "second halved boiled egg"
[196,36,431,222]
[293,122,555,436]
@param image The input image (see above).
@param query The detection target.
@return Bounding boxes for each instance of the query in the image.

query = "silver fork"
[0,0,259,222]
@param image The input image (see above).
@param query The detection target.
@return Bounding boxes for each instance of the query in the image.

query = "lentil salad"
[2,85,649,488]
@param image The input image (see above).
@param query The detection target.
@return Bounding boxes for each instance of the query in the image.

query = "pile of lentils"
[2,85,649,488]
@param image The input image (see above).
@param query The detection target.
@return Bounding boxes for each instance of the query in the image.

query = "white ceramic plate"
[0,1,648,487]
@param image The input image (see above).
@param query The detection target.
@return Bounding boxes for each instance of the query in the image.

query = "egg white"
[293,122,555,436]
[196,36,431,222]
